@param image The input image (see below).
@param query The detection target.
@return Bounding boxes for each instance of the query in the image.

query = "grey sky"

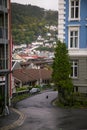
[11,0,58,11]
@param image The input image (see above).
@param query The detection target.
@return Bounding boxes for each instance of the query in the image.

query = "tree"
[52,40,73,106]
[12,3,58,45]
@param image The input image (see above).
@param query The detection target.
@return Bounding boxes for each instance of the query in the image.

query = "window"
[69,27,79,48]
[0,45,8,69]
[0,0,2,5]
[69,0,80,20]
[0,0,7,7]
[71,60,78,78]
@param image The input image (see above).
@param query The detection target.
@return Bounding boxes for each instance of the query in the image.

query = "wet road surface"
[13,90,87,130]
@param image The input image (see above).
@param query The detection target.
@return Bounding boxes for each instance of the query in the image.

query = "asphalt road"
[13,90,87,130]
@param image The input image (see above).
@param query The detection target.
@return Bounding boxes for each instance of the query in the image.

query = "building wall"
[58,0,87,93]
[70,56,87,91]
[0,0,8,69]
[65,0,87,48]
[0,0,11,112]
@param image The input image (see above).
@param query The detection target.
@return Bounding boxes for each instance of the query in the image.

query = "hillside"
[11,3,58,44]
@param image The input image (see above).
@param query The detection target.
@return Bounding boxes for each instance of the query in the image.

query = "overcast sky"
[11,0,58,11]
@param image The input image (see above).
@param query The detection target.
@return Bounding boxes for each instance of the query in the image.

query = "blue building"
[58,0,87,93]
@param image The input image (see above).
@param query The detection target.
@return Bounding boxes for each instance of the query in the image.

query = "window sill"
[71,77,78,79]
[68,48,79,50]
[68,18,80,21]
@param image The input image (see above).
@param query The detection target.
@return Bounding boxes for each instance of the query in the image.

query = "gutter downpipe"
[8,0,12,105]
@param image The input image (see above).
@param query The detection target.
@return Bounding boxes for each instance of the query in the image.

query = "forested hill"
[11,3,58,44]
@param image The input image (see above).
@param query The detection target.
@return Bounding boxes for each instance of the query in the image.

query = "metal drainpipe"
[8,0,12,105]
[3,0,7,69]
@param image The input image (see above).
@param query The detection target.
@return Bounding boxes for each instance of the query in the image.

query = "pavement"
[0,90,52,130]
[0,107,25,130]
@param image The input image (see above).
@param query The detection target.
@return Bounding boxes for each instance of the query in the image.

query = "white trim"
[69,0,81,21]
[68,26,80,49]
[71,60,78,78]
[69,49,87,56]
[58,0,65,42]
[67,24,81,27]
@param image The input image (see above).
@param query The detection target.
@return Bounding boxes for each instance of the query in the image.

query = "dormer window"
[69,0,80,20]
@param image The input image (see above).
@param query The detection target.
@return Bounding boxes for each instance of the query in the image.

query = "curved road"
[13,90,87,130]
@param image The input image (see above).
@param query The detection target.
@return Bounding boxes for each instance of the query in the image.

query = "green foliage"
[72,93,87,107]
[54,92,87,108]
[12,94,30,104]
[52,40,73,106]
[52,41,71,82]
[35,85,41,89]
[36,46,54,52]
[16,86,28,92]
[11,3,58,44]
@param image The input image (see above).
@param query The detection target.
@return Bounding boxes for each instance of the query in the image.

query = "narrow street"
[13,90,87,130]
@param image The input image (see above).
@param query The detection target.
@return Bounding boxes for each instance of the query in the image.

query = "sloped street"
[13,91,87,130]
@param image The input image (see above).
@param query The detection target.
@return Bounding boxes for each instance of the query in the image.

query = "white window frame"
[68,26,79,49]
[71,60,78,78]
[69,0,80,21]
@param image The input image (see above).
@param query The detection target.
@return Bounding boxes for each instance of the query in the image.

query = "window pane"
[75,31,78,36]
[71,1,74,6]
[75,7,79,18]
[75,62,78,66]
[5,0,7,7]
[0,28,3,38]
[70,31,73,36]
[70,38,73,47]
[71,8,74,18]
[74,67,77,77]
[75,37,78,47]
[0,0,2,5]
[71,67,73,77]
[76,1,79,6]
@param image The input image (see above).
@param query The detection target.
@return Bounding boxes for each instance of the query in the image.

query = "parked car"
[30,88,40,94]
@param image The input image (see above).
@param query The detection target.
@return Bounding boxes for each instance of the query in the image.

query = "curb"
[0,108,25,130]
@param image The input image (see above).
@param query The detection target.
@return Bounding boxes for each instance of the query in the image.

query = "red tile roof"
[13,68,52,83]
